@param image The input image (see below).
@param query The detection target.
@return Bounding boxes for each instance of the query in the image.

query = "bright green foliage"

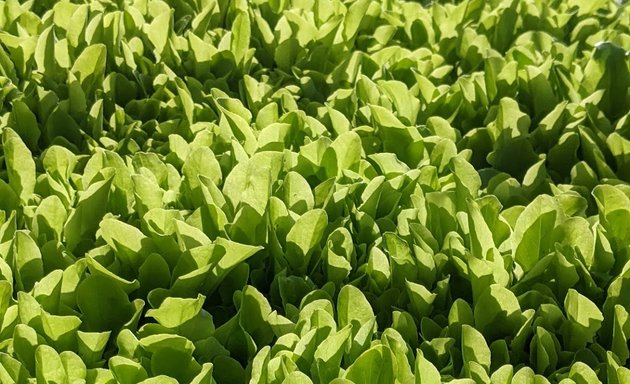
[0,0,629,383]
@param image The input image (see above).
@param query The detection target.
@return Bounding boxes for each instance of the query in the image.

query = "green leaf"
[285,209,328,272]
[64,177,113,252]
[76,275,135,332]
[198,237,262,294]
[71,44,107,95]
[231,10,251,65]
[370,105,423,167]
[569,362,601,384]
[512,195,561,272]
[452,156,481,210]
[415,349,441,384]
[582,42,630,119]
[281,171,314,215]
[563,288,604,349]
[146,10,172,58]
[9,100,40,151]
[42,145,77,182]
[182,147,222,208]
[10,231,44,292]
[33,196,67,243]
[342,0,371,41]
[35,345,66,384]
[593,185,630,247]
[40,311,82,351]
[467,199,496,260]
[223,152,284,215]
[611,304,630,365]
[34,26,57,80]
[13,324,41,375]
[99,218,154,271]
[568,0,611,17]
[2,128,36,203]
[462,324,491,373]
[146,295,205,329]
[324,131,362,177]
[337,285,374,329]
[239,285,273,346]
[109,356,148,384]
[474,284,522,341]
[77,331,111,367]
[490,364,513,384]
[312,325,352,383]
[406,280,437,319]
[344,345,395,384]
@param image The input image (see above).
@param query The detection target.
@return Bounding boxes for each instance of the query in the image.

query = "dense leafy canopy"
[0,0,629,383]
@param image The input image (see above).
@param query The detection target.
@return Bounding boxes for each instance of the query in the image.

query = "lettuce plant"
[0,0,629,383]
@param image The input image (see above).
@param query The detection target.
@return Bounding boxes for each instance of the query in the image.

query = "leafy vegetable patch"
[0,0,629,383]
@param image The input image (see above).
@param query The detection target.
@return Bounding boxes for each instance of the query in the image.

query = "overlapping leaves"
[0,0,629,383]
